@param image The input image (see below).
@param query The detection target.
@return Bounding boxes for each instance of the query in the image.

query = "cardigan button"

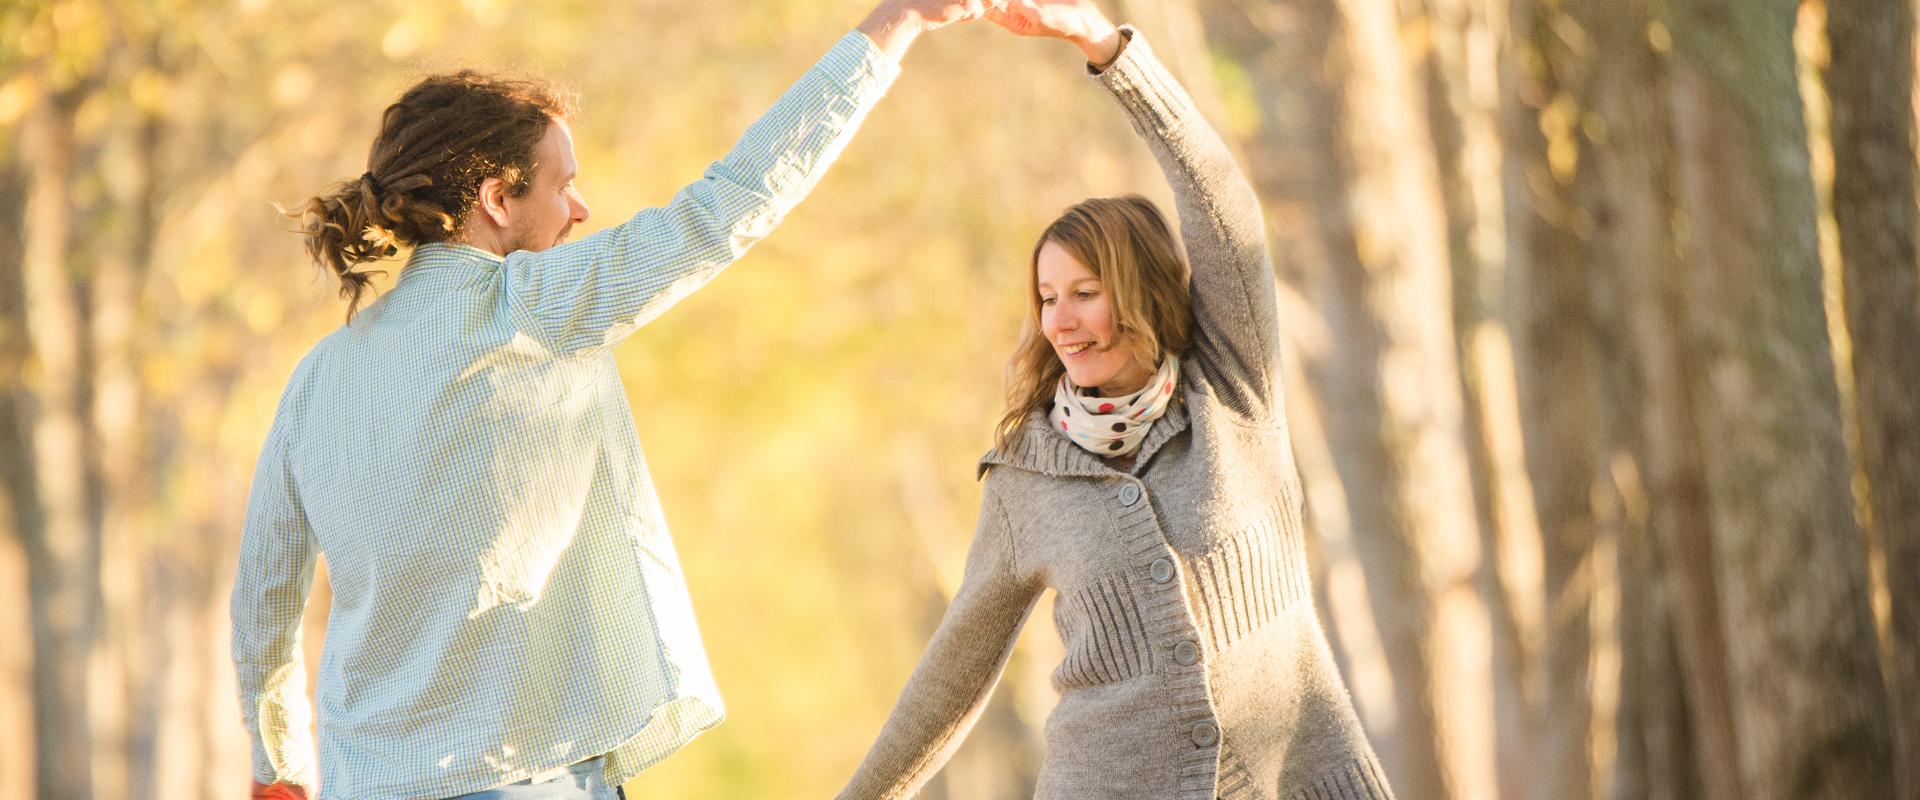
[1150,557,1175,584]
[1119,483,1142,506]
[1191,721,1219,747]
[1174,640,1199,665]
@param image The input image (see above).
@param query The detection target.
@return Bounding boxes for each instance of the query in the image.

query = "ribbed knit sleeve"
[1096,27,1283,421]
[836,490,1041,800]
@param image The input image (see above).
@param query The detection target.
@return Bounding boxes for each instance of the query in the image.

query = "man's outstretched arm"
[503,0,1003,356]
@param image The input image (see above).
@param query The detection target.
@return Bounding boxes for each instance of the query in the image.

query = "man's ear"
[475,176,512,229]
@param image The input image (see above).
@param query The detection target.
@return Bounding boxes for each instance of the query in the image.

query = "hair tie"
[360,171,380,193]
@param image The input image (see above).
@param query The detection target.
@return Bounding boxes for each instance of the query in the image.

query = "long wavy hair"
[282,70,576,321]
[994,195,1193,453]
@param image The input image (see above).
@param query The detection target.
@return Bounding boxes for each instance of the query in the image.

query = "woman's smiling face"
[1036,240,1153,398]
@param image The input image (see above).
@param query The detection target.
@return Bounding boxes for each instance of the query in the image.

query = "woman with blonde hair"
[837,1,1394,798]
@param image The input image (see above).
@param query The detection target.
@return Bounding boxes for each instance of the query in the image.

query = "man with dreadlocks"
[230,2,1003,798]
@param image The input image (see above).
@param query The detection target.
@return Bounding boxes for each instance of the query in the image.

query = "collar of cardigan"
[978,391,1190,480]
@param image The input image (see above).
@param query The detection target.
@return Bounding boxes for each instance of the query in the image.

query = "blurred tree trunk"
[1193,0,1396,750]
[1664,0,1895,795]
[0,125,35,800]
[1114,0,1229,123]
[1501,1,1607,797]
[1609,485,1701,800]
[1200,0,1483,795]
[116,44,171,794]
[1263,0,1498,795]
[1567,0,1742,797]
[1824,1,1920,796]
[18,87,101,800]
[1422,0,1542,796]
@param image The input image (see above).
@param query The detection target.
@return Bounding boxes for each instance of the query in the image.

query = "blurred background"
[1,0,1915,798]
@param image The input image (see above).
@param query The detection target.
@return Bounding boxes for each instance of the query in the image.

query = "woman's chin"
[1063,367,1102,389]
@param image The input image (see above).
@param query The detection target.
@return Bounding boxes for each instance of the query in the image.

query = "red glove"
[251,781,310,800]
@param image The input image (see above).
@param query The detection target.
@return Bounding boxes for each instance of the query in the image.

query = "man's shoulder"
[273,329,345,417]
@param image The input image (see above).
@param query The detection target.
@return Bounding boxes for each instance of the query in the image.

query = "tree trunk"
[1567,0,1742,797]
[0,129,38,800]
[1664,0,1895,795]
[1424,0,1543,795]
[19,88,100,800]
[116,72,170,797]
[1611,487,1704,800]
[1824,0,1920,795]
[1192,0,1398,758]
[1500,1,1604,797]
[1114,0,1231,125]
[1328,0,1495,795]
[1200,0,1497,796]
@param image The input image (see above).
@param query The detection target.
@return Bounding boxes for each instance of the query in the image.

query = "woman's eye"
[1076,291,1096,299]
[1039,297,1056,307]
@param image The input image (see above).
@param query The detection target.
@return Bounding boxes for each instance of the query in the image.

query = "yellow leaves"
[42,0,109,89]
[272,64,315,108]
[1208,51,1263,142]
[0,73,36,127]
[1539,92,1581,184]
[460,0,508,28]
[1647,20,1673,54]
[128,69,168,115]
[381,7,451,62]
[243,292,285,334]
[141,351,184,398]
[381,18,424,61]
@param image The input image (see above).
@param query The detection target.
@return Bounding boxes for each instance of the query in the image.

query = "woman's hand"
[986,0,1122,67]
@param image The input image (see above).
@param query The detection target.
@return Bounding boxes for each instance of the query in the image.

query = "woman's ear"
[475,176,512,229]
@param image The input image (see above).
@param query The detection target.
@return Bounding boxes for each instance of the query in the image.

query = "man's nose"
[571,192,591,224]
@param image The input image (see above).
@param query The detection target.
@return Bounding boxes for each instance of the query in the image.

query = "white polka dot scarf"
[1048,355,1182,458]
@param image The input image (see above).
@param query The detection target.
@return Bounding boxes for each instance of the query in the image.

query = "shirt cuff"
[1086,25,1137,76]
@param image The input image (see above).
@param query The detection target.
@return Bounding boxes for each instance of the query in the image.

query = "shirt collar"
[402,241,506,279]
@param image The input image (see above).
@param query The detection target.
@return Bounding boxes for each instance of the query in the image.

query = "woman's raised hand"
[986,0,1122,66]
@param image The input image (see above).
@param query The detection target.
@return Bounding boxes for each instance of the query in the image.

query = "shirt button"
[1119,483,1142,506]
[1174,640,1199,665]
[1191,721,1219,747]
[1150,557,1175,584]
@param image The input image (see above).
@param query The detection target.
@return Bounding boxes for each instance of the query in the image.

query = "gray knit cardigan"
[837,29,1395,800]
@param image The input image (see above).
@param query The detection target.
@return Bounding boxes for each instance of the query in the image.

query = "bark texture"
[19,89,100,800]
[1568,0,1743,797]
[1500,2,1601,796]
[1665,0,1895,795]
[1824,1,1920,796]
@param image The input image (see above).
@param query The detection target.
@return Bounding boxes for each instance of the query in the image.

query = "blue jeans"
[444,756,625,800]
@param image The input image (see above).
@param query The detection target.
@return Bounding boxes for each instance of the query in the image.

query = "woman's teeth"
[1061,342,1093,355]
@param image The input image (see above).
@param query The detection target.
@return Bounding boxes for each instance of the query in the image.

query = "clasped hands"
[860,0,1123,66]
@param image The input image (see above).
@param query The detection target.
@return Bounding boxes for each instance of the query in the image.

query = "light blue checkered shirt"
[230,31,898,800]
